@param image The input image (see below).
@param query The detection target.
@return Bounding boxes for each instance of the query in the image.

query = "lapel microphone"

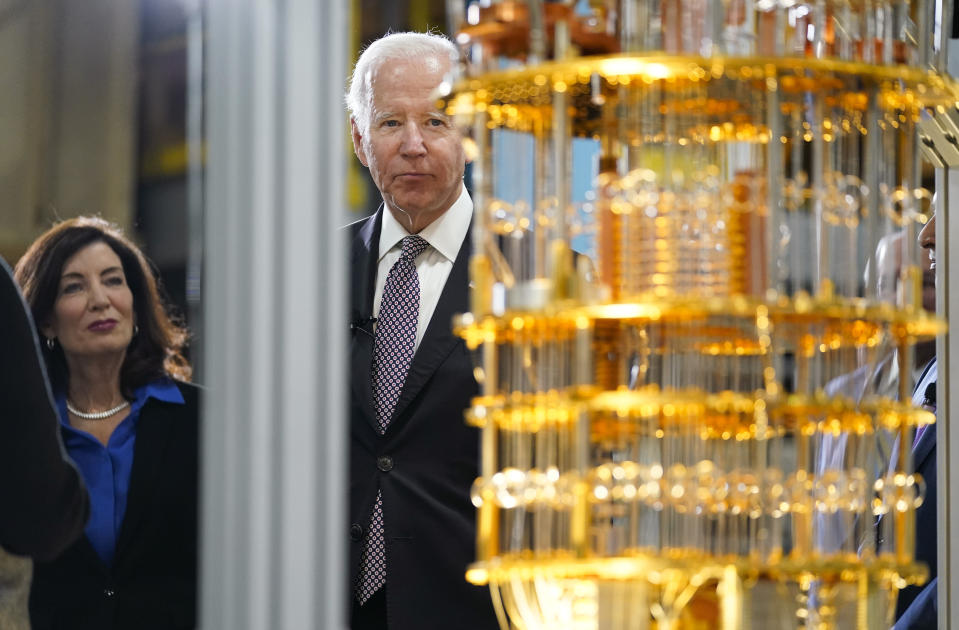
[350,316,377,338]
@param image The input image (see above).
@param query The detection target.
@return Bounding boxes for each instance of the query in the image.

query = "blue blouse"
[57,379,184,566]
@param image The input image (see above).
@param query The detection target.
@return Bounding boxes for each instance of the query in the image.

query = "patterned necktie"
[356,234,429,604]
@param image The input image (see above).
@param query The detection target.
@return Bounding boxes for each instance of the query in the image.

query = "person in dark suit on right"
[344,31,497,630]
[893,211,940,630]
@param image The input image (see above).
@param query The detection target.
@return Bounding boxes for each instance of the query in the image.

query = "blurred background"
[0,0,452,357]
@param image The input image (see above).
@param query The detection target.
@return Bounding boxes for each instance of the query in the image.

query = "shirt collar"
[133,378,186,408]
[377,185,472,264]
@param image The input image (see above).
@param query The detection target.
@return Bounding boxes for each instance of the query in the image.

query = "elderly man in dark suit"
[893,212,940,630]
[0,257,88,630]
[344,31,497,630]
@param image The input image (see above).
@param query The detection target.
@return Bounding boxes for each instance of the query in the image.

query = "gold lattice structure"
[444,1,952,628]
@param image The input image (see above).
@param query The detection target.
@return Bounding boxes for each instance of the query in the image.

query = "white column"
[202,1,348,628]
[938,34,959,630]
[938,167,959,630]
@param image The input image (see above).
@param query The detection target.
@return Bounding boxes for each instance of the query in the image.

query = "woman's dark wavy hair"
[14,216,191,397]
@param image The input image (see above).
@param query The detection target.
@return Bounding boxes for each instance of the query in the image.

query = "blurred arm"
[0,257,89,561]
[893,577,937,630]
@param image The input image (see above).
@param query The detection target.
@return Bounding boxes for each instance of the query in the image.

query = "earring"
[46,337,55,350]
[133,324,139,337]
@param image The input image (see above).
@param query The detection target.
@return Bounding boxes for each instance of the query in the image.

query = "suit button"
[103,588,116,598]
[350,523,363,541]
[377,455,393,472]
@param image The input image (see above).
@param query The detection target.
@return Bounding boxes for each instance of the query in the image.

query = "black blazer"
[29,381,200,630]
[894,358,938,630]
[348,208,497,630]
[0,258,88,561]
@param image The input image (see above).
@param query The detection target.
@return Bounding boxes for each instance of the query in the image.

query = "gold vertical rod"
[478,421,499,562]
[478,337,499,561]
[572,408,590,557]
[470,111,493,316]
[719,566,743,630]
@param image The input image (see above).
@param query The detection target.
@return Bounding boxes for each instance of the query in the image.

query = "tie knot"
[401,235,429,261]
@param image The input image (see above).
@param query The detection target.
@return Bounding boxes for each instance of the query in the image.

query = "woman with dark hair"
[14,216,199,630]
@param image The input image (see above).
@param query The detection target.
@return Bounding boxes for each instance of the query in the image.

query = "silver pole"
[202,0,348,628]
[937,162,959,630]
[936,32,959,630]
[185,0,204,378]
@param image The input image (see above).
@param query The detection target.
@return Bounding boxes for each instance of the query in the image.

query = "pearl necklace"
[66,399,130,420]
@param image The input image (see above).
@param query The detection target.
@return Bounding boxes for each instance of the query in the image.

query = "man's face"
[352,55,466,232]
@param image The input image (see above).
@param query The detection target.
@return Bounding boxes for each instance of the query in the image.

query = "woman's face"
[42,241,136,363]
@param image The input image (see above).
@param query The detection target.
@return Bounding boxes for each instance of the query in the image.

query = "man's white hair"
[345,31,459,137]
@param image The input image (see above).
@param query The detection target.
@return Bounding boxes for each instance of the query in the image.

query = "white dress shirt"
[373,186,472,351]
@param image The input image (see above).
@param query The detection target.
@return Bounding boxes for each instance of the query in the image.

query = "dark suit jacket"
[29,382,200,630]
[348,208,497,630]
[0,257,88,561]
[894,358,937,630]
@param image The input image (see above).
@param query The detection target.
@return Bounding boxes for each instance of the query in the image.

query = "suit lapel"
[913,422,936,472]
[114,398,176,561]
[351,210,381,433]
[71,534,110,577]
[911,360,937,472]
[389,225,472,426]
